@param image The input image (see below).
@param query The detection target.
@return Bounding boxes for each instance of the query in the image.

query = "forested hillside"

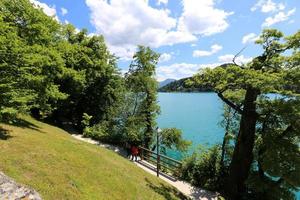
[158,77,212,92]
[158,78,176,88]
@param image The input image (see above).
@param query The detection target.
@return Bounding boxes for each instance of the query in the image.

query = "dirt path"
[71,134,218,200]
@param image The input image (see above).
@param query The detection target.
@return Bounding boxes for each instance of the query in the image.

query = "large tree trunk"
[220,131,229,168]
[144,91,154,149]
[225,88,259,199]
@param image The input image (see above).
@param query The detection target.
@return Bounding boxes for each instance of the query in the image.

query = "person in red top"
[131,145,139,161]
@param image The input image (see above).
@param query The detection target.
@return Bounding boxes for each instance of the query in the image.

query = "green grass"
[0,116,186,200]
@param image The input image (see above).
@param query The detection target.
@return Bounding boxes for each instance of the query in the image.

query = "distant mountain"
[158,64,235,92]
[158,77,212,92]
[158,78,176,88]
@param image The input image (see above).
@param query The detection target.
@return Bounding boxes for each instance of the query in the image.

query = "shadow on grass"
[0,127,12,140]
[3,118,43,133]
[145,178,189,200]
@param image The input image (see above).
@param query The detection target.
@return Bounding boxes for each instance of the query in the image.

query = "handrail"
[139,146,182,165]
[139,146,182,177]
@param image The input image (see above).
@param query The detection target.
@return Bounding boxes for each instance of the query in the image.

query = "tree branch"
[277,125,294,139]
[233,46,247,66]
[217,92,243,114]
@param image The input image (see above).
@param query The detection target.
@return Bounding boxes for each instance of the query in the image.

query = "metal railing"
[139,146,182,177]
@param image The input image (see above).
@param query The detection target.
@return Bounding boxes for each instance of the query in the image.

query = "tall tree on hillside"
[0,13,34,120]
[0,0,67,120]
[0,0,124,128]
[55,26,124,127]
[125,46,160,148]
[190,29,300,199]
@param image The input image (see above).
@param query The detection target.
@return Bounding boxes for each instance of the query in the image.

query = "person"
[131,145,139,161]
[125,142,131,158]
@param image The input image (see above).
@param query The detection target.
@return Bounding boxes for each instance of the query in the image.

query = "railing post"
[141,148,143,160]
[157,154,160,177]
[156,128,160,177]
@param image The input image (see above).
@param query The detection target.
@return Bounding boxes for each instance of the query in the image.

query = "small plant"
[81,113,93,137]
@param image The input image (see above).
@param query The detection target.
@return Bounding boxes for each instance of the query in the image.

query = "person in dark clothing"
[131,145,139,161]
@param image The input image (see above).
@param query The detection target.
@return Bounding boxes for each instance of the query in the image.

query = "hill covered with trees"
[158,78,176,88]
[158,77,212,92]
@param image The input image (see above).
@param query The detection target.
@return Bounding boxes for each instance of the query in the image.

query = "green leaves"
[193,65,283,94]
[189,29,300,198]
[0,0,124,125]
[160,128,191,152]
[180,146,224,191]
[123,46,160,147]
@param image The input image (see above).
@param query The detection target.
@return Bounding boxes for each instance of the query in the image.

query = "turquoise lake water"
[157,92,224,158]
[157,92,299,199]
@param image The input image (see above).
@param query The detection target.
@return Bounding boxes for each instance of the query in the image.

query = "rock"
[0,172,42,200]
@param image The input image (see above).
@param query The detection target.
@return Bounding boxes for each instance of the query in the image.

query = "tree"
[158,128,191,155]
[0,13,34,120]
[0,0,66,120]
[125,46,160,148]
[0,0,124,132]
[189,29,300,199]
[52,24,124,130]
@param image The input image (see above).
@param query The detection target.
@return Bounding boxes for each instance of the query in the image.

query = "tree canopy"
[189,29,300,199]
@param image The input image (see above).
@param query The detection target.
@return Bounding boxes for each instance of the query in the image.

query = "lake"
[157,92,225,158]
[157,92,300,199]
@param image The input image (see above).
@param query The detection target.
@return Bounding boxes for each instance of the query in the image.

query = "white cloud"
[218,54,252,65]
[156,54,253,81]
[107,45,136,61]
[157,0,168,5]
[85,0,232,59]
[262,8,296,27]
[242,33,259,44]
[178,0,234,36]
[61,7,68,16]
[156,62,221,81]
[193,44,222,57]
[251,0,285,13]
[30,0,58,20]
[159,53,172,63]
[85,0,197,60]
[190,43,197,47]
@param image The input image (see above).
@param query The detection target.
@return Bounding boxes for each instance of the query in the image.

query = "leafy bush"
[180,145,227,191]
[83,124,104,141]
[160,128,191,153]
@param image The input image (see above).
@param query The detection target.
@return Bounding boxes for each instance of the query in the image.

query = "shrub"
[180,145,227,191]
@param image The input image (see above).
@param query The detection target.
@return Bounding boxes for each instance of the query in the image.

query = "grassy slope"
[0,116,185,200]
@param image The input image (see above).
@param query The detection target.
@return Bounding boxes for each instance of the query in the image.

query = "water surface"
[157,92,299,199]
[157,92,224,158]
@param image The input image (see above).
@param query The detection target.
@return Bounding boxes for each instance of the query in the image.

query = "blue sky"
[30,0,299,81]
